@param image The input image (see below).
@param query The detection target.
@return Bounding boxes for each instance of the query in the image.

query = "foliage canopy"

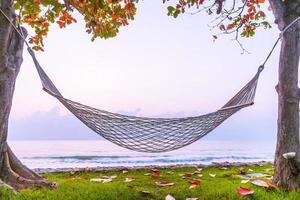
[12,0,270,51]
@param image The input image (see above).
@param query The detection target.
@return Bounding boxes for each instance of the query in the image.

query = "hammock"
[3,9,299,153]
[27,46,262,152]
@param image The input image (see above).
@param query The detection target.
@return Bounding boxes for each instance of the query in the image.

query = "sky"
[8,1,284,142]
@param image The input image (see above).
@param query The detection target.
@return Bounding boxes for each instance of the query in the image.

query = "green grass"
[1,164,300,200]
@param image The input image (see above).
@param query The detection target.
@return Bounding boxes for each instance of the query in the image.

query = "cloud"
[8,105,276,143]
[8,107,99,140]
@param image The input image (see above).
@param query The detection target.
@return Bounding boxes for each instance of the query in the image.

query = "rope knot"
[258,65,264,73]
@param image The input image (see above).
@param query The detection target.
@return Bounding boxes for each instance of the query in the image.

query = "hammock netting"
[28,47,261,152]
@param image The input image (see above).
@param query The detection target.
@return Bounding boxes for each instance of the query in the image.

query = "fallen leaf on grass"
[90,178,112,183]
[251,179,269,187]
[239,173,271,179]
[266,182,278,190]
[151,168,159,172]
[122,170,128,174]
[167,171,174,175]
[151,172,161,178]
[236,187,254,197]
[220,167,228,170]
[209,173,216,178]
[188,179,201,189]
[90,175,117,183]
[251,179,278,189]
[197,174,203,178]
[179,172,194,178]
[238,167,247,175]
[144,173,151,176]
[124,178,134,183]
[241,179,250,184]
[155,181,175,187]
[166,194,176,200]
[186,198,198,200]
[196,168,203,172]
[248,169,254,172]
[69,170,76,176]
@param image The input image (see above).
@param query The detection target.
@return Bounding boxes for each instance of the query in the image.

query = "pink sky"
[8,1,282,141]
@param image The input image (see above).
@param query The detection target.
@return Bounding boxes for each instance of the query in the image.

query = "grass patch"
[1,164,300,200]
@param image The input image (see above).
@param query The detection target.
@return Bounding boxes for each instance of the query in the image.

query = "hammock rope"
[1,8,300,152]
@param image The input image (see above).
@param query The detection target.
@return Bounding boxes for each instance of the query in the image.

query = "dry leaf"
[238,167,247,175]
[165,194,175,200]
[251,179,269,188]
[266,182,278,190]
[124,178,134,183]
[155,181,175,187]
[197,174,203,178]
[241,179,250,184]
[186,198,198,200]
[144,173,151,176]
[209,173,216,178]
[179,172,194,178]
[251,180,278,189]
[90,178,112,183]
[122,170,128,174]
[236,187,254,197]
[151,172,161,178]
[188,179,201,189]
[197,168,203,172]
[220,167,228,170]
[167,171,174,175]
[151,168,159,172]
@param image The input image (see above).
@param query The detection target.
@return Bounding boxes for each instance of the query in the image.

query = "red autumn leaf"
[257,0,265,3]
[180,172,194,178]
[188,179,201,189]
[151,172,161,178]
[236,187,254,197]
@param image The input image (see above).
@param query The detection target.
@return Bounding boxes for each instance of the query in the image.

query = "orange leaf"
[151,172,161,178]
[236,187,254,197]
[188,179,201,189]
[180,172,194,178]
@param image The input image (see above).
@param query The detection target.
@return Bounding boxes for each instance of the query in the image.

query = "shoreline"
[34,161,273,173]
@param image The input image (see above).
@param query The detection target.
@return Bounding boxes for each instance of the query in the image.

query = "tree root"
[0,144,57,191]
[0,178,17,194]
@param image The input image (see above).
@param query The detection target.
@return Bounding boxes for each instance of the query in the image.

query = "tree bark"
[0,0,54,191]
[270,0,300,190]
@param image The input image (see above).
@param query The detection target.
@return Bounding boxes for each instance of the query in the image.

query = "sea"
[9,140,275,169]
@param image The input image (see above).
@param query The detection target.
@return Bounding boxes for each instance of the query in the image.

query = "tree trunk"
[271,0,300,190]
[0,0,54,191]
